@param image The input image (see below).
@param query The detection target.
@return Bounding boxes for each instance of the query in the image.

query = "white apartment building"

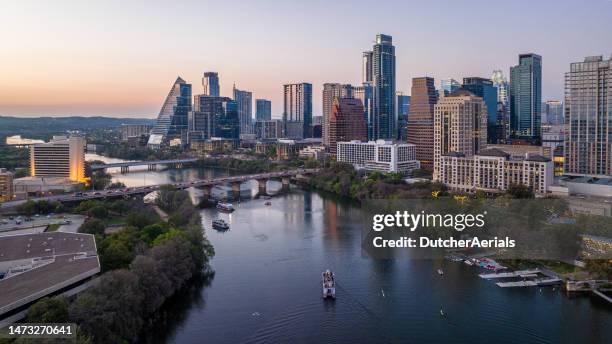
[437,148,553,195]
[336,140,420,173]
[29,136,86,182]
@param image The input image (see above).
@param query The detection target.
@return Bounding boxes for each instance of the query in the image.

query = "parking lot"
[0,214,85,236]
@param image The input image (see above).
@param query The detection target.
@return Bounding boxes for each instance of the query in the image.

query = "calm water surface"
[87,154,612,344]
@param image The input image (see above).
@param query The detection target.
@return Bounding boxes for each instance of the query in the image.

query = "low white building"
[436,148,554,195]
[299,146,326,160]
[336,140,420,173]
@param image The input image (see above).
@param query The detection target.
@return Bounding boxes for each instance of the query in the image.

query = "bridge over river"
[0,169,318,210]
[89,158,199,173]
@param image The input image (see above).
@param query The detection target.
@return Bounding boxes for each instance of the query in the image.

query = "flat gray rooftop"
[0,232,96,263]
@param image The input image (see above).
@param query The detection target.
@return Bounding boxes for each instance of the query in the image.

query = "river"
[86,154,612,344]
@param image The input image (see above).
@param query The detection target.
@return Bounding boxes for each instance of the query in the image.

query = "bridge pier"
[231,182,241,200]
[281,177,290,191]
[257,179,268,195]
[121,166,129,174]
[148,164,157,171]
[201,185,212,199]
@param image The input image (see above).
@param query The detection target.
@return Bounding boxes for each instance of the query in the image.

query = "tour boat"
[212,219,230,230]
[437,269,444,275]
[264,201,272,206]
[322,270,336,299]
[464,259,474,266]
[216,202,235,212]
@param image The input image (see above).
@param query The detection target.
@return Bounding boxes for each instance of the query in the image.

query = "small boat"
[216,202,235,212]
[437,269,444,275]
[212,219,229,230]
[440,308,445,317]
[322,270,336,299]
[262,195,272,200]
[264,201,272,206]
[464,259,474,266]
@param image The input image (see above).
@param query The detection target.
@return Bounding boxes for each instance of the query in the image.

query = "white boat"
[212,219,229,230]
[216,202,235,212]
[464,259,474,266]
[322,270,336,299]
[437,269,444,275]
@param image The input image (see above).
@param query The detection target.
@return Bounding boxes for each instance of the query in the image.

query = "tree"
[27,297,70,323]
[506,183,535,199]
[88,205,108,219]
[79,219,106,235]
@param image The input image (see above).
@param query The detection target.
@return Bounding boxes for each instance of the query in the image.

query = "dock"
[496,278,562,288]
[479,269,540,279]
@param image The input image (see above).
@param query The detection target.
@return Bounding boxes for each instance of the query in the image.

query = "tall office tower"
[148,77,192,147]
[544,100,563,125]
[491,70,509,105]
[364,34,396,140]
[311,115,323,138]
[283,83,313,139]
[202,72,220,96]
[396,93,410,140]
[189,95,240,142]
[322,83,353,146]
[30,136,86,182]
[362,51,373,83]
[462,77,498,143]
[233,85,253,135]
[406,77,437,169]
[440,79,461,95]
[353,84,374,139]
[255,99,272,121]
[433,90,487,180]
[565,55,612,177]
[510,53,542,143]
[328,98,368,155]
[0,168,14,202]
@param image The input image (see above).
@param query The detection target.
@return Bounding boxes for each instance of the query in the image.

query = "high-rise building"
[406,77,437,170]
[255,120,284,140]
[364,34,396,140]
[396,93,410,140]
[0,168,14,202]
[233,85,253,135]
[328,98,368,155]
[440,79,461,95]
[510,53,542,143]
[543,100,563,125]
[565,55,612,177]
[30,136,86,182]
[202,72,220,97]
[255,99,272,121]
[283,83,312,139]
[311,115,323,138]
[322,83,353,146]
[491,70,509,106]
[362,51,373,83]
[189,95,240,143]
[121,124,152,141]
[433,90,487,180]
[462,77,498,143]
[353,84,374,139]
[148,77,192,147]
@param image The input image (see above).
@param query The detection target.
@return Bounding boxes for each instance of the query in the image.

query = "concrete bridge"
[0,169,318,209]
[89,158,199,173]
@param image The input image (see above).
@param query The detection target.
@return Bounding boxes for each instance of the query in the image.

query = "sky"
[1,0,611,118]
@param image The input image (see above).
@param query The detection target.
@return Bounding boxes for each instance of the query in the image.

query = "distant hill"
[0,116,155,143]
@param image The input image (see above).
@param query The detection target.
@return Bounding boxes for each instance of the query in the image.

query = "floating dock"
[496,278,562,288]
[479,269,540,279]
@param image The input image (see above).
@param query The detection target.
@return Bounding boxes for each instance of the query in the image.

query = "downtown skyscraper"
[510,53,542,143]
[363,34,396,140]
[202,72,220,97]
[406,77,437,170]
[149,76,192,147]
[283,83,313,139]
[462,77,498,143]
[255,99,272,121]
[233,85,253,135]
[322,83,353,146]
[565,55,612,177]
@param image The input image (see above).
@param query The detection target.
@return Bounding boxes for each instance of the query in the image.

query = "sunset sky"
[1,0,611,118]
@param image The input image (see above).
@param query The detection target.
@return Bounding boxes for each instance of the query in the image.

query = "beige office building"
[0,168,14,202]
[30,136,86,182]
[433,90,487,180]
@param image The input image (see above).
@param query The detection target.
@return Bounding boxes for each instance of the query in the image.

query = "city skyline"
[1,0,612,118]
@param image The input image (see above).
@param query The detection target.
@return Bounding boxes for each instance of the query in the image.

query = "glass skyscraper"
[148,76,192,147]
[233,85,253,134]
[364,34,396,140]
[565,55,612,177]
[188,95,240,143]
[491,70,509,106]
[283,83,312,139]
[255,99,272,121]
[510,53,542,143]
[440,79,460,95]
[396,93,410,140]
[322,83,353,146]
[462,77,499,143]
[202,72,220,97]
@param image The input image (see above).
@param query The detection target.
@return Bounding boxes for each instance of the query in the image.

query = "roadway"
[0,169,317,209]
